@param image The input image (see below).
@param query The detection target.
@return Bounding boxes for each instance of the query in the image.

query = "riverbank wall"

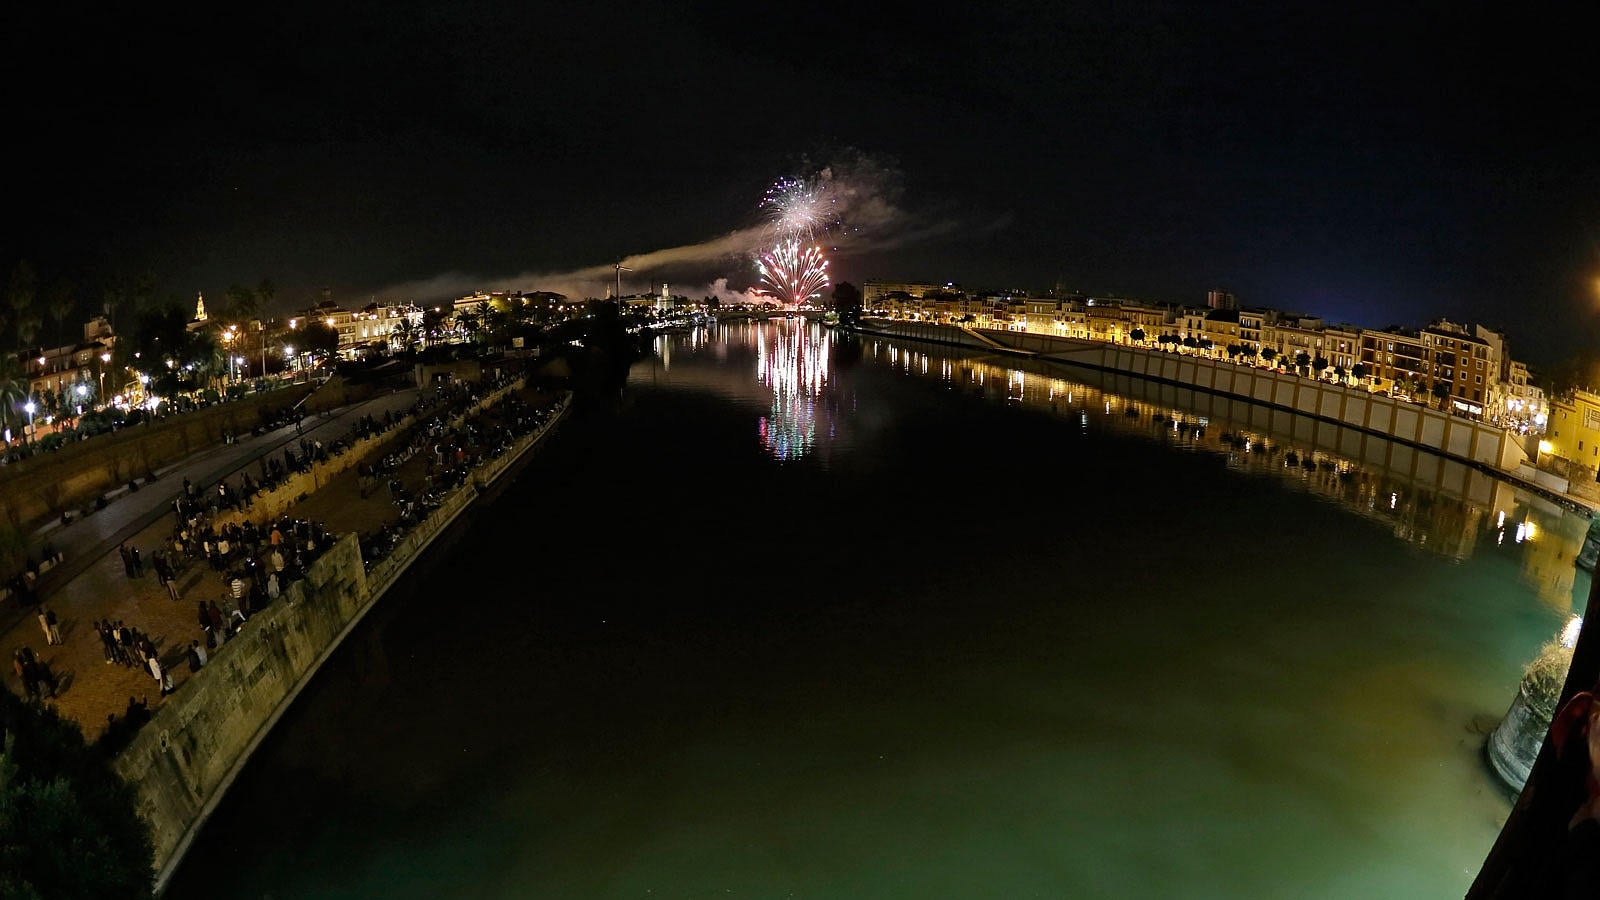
[0,383,319,578]
[855,320,1577,507]
[112,391,573,893]
[210,378,528,531]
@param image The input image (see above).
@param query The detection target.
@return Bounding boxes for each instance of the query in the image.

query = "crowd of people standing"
[6,374,549,751]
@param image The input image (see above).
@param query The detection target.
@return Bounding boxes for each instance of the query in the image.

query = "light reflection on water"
[641,319,1591,612]
[166,318,1592,900]
[754,319,831,461]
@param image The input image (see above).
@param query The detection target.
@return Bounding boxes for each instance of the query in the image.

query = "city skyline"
[5,2,1598,366]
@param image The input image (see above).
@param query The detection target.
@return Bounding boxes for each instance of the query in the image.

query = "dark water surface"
[166,321,1590,899]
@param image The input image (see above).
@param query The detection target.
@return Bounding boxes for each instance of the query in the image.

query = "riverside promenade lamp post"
[222,325,238,384]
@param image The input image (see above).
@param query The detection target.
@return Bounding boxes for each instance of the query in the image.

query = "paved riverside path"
[283,383,561,535]
[1,386,422,740]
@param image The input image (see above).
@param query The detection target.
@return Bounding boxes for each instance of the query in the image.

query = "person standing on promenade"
[13,649,36,700]
[155,554,181,601]
[94,620,114,663]
[42,606,61,645]
[36,607,53,646]
[119,543,135,578]
[207,599,227,642]
[197,601,214,648]
[17,648,57,699]
[130,546,144,577]
[101,619,122,665]
[149,653,169,696]
[116,620,132,666]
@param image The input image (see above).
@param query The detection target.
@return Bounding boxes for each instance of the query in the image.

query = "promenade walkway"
[1,387,422,741]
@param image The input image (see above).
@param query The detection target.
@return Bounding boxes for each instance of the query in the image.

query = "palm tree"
[8,260,37,351]
[47,279,75,346]
[0,355,28,439]
[256,278,276,314]
[223,284,258,327]
[188,330,226,389]
[481,305,506,344]
[101,274,127,331]
[130,271,157,319]
[392,318,416,353]
[16,315,41,351]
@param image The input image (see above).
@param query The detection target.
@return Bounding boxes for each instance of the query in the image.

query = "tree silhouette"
[47,280,75,346]
[0,690,154,899]
[301,320,340,358]
[256,278,276,315]
[222,284,258,327]
[831,281,863,327]
[8,260,37,351]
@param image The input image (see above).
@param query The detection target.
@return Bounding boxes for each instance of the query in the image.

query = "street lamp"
[221,325,239,384]
[23,401,35,444]
[615,264,632,303]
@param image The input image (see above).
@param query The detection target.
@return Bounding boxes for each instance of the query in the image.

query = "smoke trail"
[379,149,955,302]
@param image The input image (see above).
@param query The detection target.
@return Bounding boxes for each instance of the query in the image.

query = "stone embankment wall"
[111,534,372,881]
[860,320,1529,478]
[113,390,572,892]
[0,385,317,572]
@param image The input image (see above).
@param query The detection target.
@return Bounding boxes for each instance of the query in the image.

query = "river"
[165,319,1590,898]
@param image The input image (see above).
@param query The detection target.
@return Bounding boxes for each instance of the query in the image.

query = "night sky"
[6,2,1598,365]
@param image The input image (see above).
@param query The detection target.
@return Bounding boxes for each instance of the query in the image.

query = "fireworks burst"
[757,240,829,307]
[760,176,841,246]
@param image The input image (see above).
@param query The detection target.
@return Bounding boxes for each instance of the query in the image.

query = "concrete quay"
[857,319,1599,516]
[107,384,571,892]
[1,387,425,740]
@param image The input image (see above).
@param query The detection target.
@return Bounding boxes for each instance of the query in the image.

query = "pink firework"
[757,240,830,306]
